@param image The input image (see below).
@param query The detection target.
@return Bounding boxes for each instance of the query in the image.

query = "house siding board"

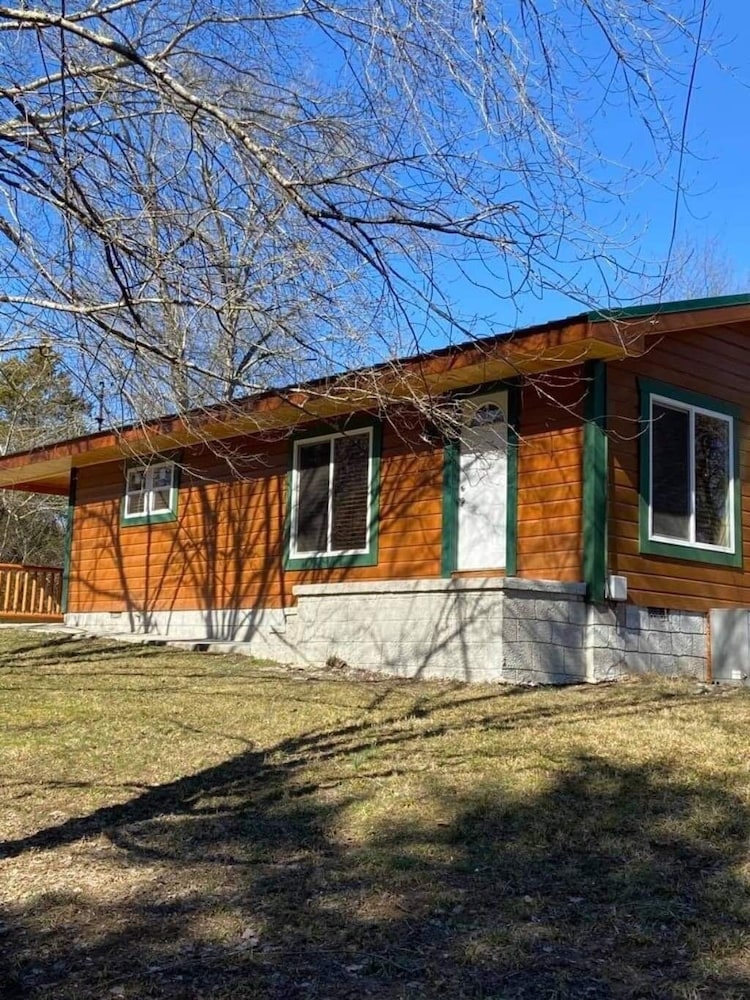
[67,421,446,615]
[67,381,591,617]
[516,374,585,582]
[608,324,750,611]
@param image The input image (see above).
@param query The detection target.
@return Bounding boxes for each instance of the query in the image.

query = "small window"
[468,402,506,428]
[640,381,741,566]
[287,426,379,568]
[122,461,178,524]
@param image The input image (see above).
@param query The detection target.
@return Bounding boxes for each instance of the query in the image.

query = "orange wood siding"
[68,423,445,614]
[68,378,592,616]
[608,324,750,612]
[516,373,585,581]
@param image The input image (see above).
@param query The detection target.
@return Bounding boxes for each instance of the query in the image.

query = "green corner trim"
[505,386,520,577]
[588,292,750,323]
[583,361,608,602]
[60,468,78,615]
[441,439,459,577]
[638,378,742,568]
[284,419,381,571]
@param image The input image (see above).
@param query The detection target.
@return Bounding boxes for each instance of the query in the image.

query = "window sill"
[285,550,378,571]
[120,510,178,527]
[640,536,742,568]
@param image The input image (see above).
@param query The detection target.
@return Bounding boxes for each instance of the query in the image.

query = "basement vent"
[647,607,669,622]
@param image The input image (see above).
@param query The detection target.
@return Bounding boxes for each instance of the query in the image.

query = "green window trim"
[120,458,180,527]
[441,439,459,577]
[284,419,381,571]
[583,360,608,602]
[505,386,519,577]
[441,384,519,577]
[638,377,742,568]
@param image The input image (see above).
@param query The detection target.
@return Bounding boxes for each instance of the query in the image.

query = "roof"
[2,292,750,495]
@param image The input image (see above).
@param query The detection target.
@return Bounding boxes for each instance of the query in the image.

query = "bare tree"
[647,234,746,301]
[0,0,709,428]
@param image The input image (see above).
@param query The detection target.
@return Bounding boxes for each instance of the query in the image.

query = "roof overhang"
[2,293,749,495]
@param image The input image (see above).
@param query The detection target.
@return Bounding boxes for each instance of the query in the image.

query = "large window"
[287,425,379,568]
[122,461,178,525]
[640,380,741,566]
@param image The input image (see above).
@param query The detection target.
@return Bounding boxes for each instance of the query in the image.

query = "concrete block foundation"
[66,578,709,684]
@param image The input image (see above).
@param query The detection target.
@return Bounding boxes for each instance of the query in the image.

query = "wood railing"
[0,563,64,620]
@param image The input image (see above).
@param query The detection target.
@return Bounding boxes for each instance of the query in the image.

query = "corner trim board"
[582,361,608,602]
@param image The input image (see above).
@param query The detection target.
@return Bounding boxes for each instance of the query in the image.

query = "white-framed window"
[123,461,178,522]
[289,427,376,563]
[643,384,739,563]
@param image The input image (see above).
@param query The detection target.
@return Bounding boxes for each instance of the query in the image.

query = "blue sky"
[630,3,750,291]
[467,0,750,333]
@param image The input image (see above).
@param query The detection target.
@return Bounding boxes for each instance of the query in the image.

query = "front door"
[456,392,508,571]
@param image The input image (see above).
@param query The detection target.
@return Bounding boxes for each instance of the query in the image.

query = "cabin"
[2,293,750,684]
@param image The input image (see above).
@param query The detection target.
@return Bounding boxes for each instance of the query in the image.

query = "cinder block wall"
[66,580,709,683]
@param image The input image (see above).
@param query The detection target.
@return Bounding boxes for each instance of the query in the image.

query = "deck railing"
[0,563,64,620]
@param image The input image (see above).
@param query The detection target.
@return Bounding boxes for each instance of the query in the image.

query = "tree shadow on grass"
[2,720,750,998]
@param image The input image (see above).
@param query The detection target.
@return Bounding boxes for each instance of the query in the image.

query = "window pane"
[126,491,146,516]
[331,433,369,550]
[296,441,330,553]
[152,488,172,512]
[127,468,145,493]
[651,403,690,540]
[151,465,173,489]
[695,413,730,546]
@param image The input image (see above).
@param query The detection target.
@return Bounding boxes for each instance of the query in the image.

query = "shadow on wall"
[70,427,495,674]
[69,439,291,638]
[2,706,749,998]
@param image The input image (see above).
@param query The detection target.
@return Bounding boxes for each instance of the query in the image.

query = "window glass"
[152,465,173,489]
[651,403,690,540]
[125,490,147,517]
[331,434,369,550]
[293,429,372,557]
[695,413,730,546]
[127,468,145,492]
[469,402,505,427]
[647,392,734,555]
[123,462,176,521]
[296,441,330,553]
[151,487,172,512]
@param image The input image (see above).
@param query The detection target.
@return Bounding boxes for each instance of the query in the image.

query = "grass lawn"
[1,630,750,999]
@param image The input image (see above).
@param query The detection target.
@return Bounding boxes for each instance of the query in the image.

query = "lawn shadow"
[2,708,750,998]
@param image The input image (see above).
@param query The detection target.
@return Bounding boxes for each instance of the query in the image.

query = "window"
[640,380,741,566]
[122,461,178,525]
[287,425,380,568]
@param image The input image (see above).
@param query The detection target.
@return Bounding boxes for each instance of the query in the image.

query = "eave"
[1,293,746,496]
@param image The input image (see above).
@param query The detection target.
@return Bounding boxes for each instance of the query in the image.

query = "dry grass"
[2,629,750,998]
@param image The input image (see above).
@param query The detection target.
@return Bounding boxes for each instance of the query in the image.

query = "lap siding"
[69,377,596,614]
[608,324,750,610]
[68,420,446,614]
[516,374,585,582]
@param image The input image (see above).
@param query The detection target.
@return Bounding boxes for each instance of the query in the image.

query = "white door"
[457,393,508,571]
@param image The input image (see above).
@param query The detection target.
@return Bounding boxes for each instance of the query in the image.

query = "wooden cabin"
[2,294,750,683]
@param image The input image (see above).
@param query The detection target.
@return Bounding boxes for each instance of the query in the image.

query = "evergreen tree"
[0,351,89,566]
